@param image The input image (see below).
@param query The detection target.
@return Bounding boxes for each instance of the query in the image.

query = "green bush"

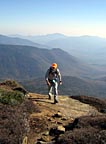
[0,89,25,105]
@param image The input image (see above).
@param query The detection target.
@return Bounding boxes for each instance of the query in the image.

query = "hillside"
[21,76,106,98]
[0,80,106,144]
[0,44,106,98]
[45,35,106,66]
[16,33,106,66]
[0,34,48,48]
[1,34,106,69]
[0,44,102,80]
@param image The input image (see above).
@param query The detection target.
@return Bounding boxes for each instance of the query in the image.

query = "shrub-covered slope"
[0,80,106,144]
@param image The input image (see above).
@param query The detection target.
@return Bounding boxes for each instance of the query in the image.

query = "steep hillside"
[0,44,101,80]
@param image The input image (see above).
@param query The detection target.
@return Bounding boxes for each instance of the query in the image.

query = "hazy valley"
[15,33,106,66]
[0,34,106,98]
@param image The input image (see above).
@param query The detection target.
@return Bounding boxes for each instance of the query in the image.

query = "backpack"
[49,67,58,76]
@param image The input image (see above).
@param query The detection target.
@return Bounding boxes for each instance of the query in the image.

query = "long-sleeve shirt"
[45,67,62,82]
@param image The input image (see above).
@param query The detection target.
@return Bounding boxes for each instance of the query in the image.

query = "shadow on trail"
[29,97,53,104]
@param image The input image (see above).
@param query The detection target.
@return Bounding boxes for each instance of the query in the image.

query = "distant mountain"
[45,35,106,65]
[0,44,102,80]
[12,34,106,66]
[9,33,67,45]
[0,34,49,48]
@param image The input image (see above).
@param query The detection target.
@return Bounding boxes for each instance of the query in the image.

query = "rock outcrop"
[27,93,106,144]
[0,80,106,144]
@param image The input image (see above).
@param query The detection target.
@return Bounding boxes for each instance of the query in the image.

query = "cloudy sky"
[0,0,106,37]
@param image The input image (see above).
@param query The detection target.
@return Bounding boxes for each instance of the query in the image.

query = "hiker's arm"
[57,69,62,84]
[45,69,51,85]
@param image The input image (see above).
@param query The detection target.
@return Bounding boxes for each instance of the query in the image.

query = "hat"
[51,63,57,69]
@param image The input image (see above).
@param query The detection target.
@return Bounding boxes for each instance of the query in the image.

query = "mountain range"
[0,34,48,48]
[11,33,106,66]
[46,35,106,66]
[9,33,67,45]
[0,34,106,98]
[0,34,106,144]
[0,44,101,80]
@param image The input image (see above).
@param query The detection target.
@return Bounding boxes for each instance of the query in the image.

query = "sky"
[0,0,106,37]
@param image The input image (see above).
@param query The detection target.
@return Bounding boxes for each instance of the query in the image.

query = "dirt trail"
[27,93,99,144]
[29,93,99,118]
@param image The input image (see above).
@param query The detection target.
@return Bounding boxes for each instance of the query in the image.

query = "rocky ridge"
[27,93,106,144]
[0,80,106,144]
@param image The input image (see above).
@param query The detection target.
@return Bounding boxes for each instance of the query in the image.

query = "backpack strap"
[49,67,58,75]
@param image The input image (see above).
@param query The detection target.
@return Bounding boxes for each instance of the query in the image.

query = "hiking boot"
[48,94,51,100]
[54,99,58,104]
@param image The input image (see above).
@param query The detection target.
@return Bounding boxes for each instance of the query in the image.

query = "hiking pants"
[48,81,58,101]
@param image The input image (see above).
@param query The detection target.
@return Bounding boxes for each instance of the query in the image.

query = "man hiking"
[45,63,62,104]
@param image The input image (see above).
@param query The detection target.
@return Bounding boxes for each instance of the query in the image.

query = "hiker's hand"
[59,81,62,85]
[46,81,51,86]
[47,82,51,86]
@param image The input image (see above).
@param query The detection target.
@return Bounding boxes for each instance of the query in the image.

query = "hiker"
[45,63,62,104]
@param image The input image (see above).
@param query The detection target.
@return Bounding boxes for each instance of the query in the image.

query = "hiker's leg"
[53,82,58,103]
[48,85,53,99]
